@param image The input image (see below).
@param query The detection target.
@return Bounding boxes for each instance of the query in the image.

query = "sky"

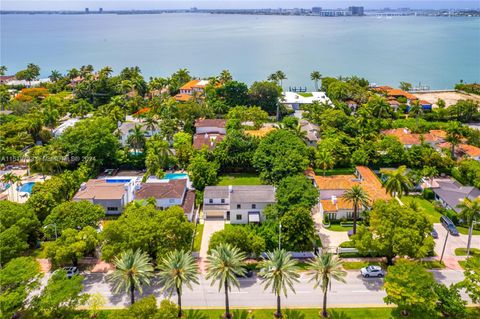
[2,1,480,10]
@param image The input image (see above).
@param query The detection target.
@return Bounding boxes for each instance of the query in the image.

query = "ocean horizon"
[1,13,479,89]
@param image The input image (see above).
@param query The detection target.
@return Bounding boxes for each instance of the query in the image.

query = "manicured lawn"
[459,260,467,269]
[328,224,353,232]
[193,224,204,252]
[342,261,382,270]
[216,173,262,186]
[314,167,356,176]
[298,92,313,97]
[455,247,480,256]
[419,260,445,269]
[401,196,442,224]
[457,226,480,236]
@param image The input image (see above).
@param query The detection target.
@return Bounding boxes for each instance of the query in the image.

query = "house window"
[221,199,225,204]
[209,199,213,204]
[107,207,118,212]
[252,204,256,209]
[236,214,242,221]
[237,204,241,209]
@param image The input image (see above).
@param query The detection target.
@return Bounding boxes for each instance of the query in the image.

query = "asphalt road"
[82,269,466,309]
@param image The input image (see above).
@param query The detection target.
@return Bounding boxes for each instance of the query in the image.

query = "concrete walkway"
[312,203,349,252]
[198,218,225,272]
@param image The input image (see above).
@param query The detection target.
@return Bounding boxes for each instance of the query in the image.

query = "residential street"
[82,269,466,309]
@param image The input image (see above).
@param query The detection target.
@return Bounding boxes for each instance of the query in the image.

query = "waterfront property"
[134,178,196,221]
[428,177,480,213]
[309,166,390,220]
[174,79,210,102]
[73,177,138,214]
[372,85,432,110]
[193,119,226,150]
[203,185,276,224]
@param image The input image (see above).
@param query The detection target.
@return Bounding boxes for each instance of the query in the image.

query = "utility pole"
[278,223,282,250]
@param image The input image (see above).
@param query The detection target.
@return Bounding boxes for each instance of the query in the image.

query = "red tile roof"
[194,119,227,128]
[193,133,225,150]
[135,179,187,200]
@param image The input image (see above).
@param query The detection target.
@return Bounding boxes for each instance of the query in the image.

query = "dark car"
[431,229,439,239]
[440,215,459,236]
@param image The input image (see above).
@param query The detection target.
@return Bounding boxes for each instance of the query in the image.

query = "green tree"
[43,200,105,237]
[173,132,193,169]
[310,71,322,91]
[187,153,219,190]
[308,253,347,318]
[144,134,173,179]
[0,257,41,318]
[457,197,480,257]
[342,185,370,235]
[158,250,199,318]
[127,124,147,154]
[28,144,66,178]
[353,200,434,265]
[44,226,99,267]
[280,206,316,251]
[366,95,392,118]
[461,256,480,303]
[434,283,467,318]
[248,81,282,115]
[49,70,63,82]
[15,63,41,84]
[215,81,249,108]
[31,269,87,318]
[446,122,465,159]
[206,244,246,319]
[88,292,106,319]
[109,249,154,305]
[399,81,412,91]
[276,175,318,214]
[219,69,233,83]
[0,201,40,265]
[315,148,335,176]
[0,65,7,76]
[275,70,287,88]
[409,100,424,127]
[384,259,437,317]
[258,249,299,318]
[381,165,413,197]
[102,205,194,262]
[209,227,266,256]
[226,105,269,129]
[253,130,309,184]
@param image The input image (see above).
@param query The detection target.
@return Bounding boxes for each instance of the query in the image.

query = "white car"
[360,265,384,278]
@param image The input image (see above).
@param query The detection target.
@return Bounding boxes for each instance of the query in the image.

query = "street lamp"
[44,223,58,240]
[278,222,282,250]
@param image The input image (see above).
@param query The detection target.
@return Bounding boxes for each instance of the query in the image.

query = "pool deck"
[3,174,51,203]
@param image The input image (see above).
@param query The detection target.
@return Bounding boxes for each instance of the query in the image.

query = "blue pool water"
[19,182,35,193]
[105,179,133,183]
[164,173,188,180]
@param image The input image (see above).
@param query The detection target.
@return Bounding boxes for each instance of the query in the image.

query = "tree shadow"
[357,274,384,291]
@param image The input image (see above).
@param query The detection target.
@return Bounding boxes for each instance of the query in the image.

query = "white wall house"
[203,185,276,224]
[282,91,332,111]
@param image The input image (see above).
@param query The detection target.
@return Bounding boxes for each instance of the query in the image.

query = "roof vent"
[80,182,87,190]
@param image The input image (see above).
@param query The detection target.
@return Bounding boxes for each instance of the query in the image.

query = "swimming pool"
[164,173,188,180]
[19,182,35,193]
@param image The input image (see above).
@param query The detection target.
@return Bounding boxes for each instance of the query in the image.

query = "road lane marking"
[352,290,369,293]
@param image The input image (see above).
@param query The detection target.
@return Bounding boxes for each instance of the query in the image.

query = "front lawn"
[342,261,382,270]
[298,92,313,97]
[455,247,480,256]
[401,196,442,224]
[216,173,262,186]
[193,224,204,252]
[457,226,480,236]
[328,224,353,232]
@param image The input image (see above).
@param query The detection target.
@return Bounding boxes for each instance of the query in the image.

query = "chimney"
[80,182,87,190]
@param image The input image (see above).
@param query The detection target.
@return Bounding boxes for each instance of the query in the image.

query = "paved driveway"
[313,203,349,251]
[199,218,225,259]
[433,223,479,269]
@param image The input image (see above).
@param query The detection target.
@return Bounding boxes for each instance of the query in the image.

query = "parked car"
[63,266,79,278]
[431,228,439,239]
[360,265,384,278]
[440,215,459,236]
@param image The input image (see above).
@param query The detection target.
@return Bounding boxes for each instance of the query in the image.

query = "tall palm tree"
[268,73,279,84]
[144,113,158,136]
[108,249,154,305]
[446,122,464,159]
[219,69,233,83]
[258,249,300,318]
[308,253,347,318]
[206,244,246,319]
[316,149,335,176]
[1,172,21,200]
[49,70,62,82]
[127,125,146,154]
[457,198,480,257]
[381,165,413,198]
[342,185,370,235]
[158,250,199,318]
[275,70,287,89]
[409,100,423,127]
[310,71,322,91]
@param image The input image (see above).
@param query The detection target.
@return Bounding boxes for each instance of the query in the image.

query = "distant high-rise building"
[85,8,89,13]
[348,6,364,16]
[99,8,103,13]
[312,7,322,14]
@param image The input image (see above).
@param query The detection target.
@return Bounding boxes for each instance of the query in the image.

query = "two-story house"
[193,119,227,150]
[134,179,196,221]
[203,185,276,224]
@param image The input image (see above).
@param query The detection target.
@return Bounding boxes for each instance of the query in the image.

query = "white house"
[282,91,332,111]
[117,117,160,146]
[203,185,276,224]
[52,118,80,137]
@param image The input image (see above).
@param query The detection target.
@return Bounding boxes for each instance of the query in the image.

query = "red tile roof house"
[174,79,210,102]
[134,179,196,221]
[193,119,227,150]
[382,128,446,149]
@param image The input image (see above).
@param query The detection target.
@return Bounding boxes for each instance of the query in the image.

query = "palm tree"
[275,70,287,89]
[316,149,335,176]
[49,70,62,82]
[258,249,300,318]
[108,249,154,305]
[127,125,146,154]
[219,69,233,83]
[311,71,322,91]
[409,100,424,127]
[1,172,21,200]
[446,122,464,159]
[381,166,413,198]
[268,73,279,84]
[342,185,370,235]
[99,66,113,78]
[144,113,158,136]
[0,65,7,76]
[457,198,480,257]
[158,250,199,318]
[206,244,246,319]
[308,253,347,318]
